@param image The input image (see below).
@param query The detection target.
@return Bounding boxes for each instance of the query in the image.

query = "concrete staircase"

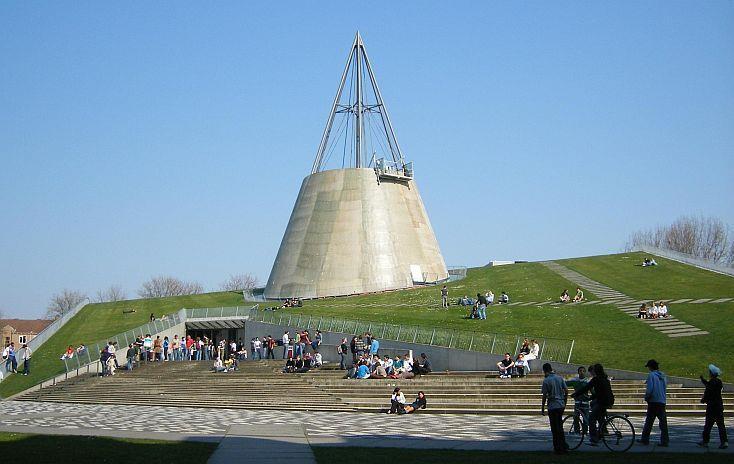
[15,360,733,417]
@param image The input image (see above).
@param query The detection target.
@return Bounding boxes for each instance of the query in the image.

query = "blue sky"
[1,2,733,318]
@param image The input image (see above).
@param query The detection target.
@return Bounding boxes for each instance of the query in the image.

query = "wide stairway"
[15,360,733,416]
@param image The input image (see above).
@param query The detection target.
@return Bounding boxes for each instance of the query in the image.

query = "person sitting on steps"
[515,353,529,377]
[401,391,427,414]
[388,387,406,414]
[573,287,585,302]
[497,353,515,379]
[413,353,432,375]
[560,289,570,303]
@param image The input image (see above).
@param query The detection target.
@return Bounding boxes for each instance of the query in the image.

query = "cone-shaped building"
[264,33,447,299]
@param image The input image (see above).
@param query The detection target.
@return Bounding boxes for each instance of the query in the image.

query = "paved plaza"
[1,400,731,458]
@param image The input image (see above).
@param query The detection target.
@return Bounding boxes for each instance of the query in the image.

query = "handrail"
[18,311,186,396]
[0,297,90,382]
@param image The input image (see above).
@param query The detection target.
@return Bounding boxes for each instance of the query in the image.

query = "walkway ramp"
[541,261,710,338]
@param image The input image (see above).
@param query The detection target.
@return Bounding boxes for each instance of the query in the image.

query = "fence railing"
[0,298,91,382]
[186,306,258,320]
[246,267,467,302]
[632,244,734,277]
[186,306,575,363]
[61,311,185,373]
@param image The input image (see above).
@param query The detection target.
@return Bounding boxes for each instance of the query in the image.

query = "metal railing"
[632,245,734,277]
[0,298,91,382]
[185,306,575,363]
[13,311,187,397]
[61,311,185,373]
[244,268,467,302]
[186,306,258,320]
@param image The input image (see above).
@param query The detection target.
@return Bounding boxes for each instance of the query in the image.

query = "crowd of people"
[496,338,540,378]
[637,301,670,319]
[541,359,727,455]
[456,291,510,319]
[2,342,32,376]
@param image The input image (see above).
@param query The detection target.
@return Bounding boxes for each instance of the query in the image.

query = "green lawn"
[312,448,734,464]
[0,291,245,398]
[0,432,216,463]
[558,252,734,300]
[2,253,732,399]
[299,261,598,313]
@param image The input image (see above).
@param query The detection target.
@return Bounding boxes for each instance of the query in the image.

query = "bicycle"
[563,408,636,452]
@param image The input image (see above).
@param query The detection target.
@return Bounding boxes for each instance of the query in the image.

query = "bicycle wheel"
[601,414,635,452]
[562,414,585,450]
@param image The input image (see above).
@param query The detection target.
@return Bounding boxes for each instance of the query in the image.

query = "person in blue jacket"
[638,359,669,446]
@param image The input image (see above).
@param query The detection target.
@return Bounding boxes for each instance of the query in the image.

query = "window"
[4,337,9,345]
[18,335,27,344]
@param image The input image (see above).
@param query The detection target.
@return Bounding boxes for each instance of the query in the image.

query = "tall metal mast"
[355,32,363,168]
[311,32,405,174]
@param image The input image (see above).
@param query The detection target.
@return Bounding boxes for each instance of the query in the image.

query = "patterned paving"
[0,400,718,446]
[540,262,711,338]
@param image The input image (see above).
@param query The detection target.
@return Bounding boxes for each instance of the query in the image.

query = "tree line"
[626,215,734,266]
[45,273,258,320]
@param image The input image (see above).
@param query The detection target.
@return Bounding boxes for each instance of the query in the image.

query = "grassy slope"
[0,432,216,463]
[300,261,598,314]
[558,252,734,300]
[2,254,732,397]
[0,291,244,398]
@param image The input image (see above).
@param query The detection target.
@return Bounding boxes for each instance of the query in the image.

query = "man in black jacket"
[414,353,432,375]
[698,364,728,449]
[572,363,614,445]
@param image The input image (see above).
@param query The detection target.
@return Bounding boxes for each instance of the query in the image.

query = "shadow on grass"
[312,447,733,464]
[0,433,217,463]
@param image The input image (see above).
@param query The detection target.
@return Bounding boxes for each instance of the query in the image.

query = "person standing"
[267,335,276,359]
[476,293,487,320]
[7,342,18,373]
[369,337,380,357]
[126,344,136,371]
[571,363,614,445]
[541,362,569,454]
[639,359,669,447]
[441,285,448,309]
[698,364,728,449]
[338,338,348,370]
[20,344,31,375]
[282,331,290,359]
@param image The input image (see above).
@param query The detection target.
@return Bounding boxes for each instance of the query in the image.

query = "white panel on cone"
[264,168,447,299]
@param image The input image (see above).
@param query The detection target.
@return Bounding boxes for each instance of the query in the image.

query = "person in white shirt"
[650,303,659,319]
[383,356,394,375]
[313,351,323,367]
[389,387,406,414]
[515,353,529,377]
[524,339,540,372]
[282,331,290,359]
[252,338,262,360]
[213,357,225,372]
[659,302,668,318]
[21,344,32,376]
[486,291,495,305]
